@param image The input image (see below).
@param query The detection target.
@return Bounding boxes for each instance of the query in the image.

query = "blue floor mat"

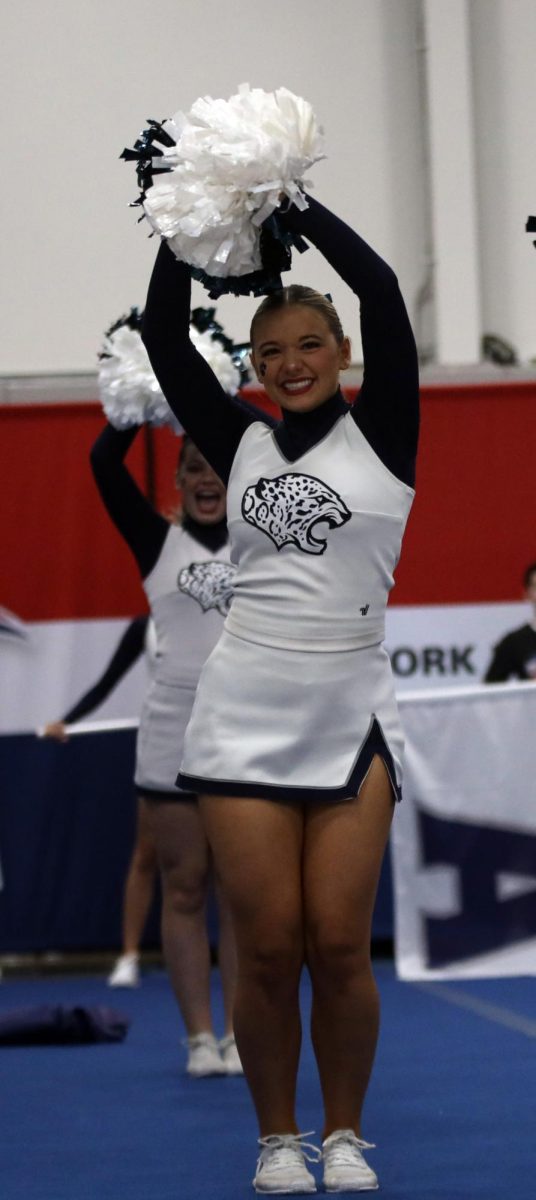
[1,964,534,1199]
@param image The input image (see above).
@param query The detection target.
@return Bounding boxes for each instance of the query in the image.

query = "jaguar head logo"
[241,472,351,556]
[178,561,236,615]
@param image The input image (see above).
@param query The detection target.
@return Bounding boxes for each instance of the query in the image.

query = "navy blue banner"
[0,731,394,953]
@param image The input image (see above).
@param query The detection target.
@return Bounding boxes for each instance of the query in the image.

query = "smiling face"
[251,304,351,414]
[177,440,226,524]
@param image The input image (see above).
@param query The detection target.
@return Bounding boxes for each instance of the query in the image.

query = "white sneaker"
[253,1132,320,1194]
[185,1032,226,1077]
[322,1130,378,1192]
[107,953,140,988]
[219,1034,244,1075]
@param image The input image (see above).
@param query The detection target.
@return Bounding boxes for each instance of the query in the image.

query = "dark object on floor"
[0,1004,130,1045]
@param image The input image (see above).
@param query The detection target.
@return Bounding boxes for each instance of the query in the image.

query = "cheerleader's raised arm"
[90,422,168,578]
[281,195,420,486]
[142,245,270,484]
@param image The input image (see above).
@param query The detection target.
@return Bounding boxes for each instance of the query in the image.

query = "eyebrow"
[257,333,323,353]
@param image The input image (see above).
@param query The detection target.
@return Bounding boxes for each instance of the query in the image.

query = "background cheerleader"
[89,309,247,1076]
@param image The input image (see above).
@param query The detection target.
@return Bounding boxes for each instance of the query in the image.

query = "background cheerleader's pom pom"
[98,310,244,430]
[123,84,325,295]
[189,328,241,394]
[98,318,183,434]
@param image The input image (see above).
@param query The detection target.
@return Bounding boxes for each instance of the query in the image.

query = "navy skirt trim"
[177,716,401,805]
[136,784,197,803]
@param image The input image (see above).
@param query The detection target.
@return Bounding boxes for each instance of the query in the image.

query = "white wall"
[470,0,536,361]
[1,0,536,373]
[0,0,426,372]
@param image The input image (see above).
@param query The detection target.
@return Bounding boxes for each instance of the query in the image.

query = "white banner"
[385,601,530,691]
[0,618,149,734]
[393,682,536,978]
[1,601,530,733]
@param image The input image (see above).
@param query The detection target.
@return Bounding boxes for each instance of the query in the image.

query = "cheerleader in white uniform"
[142,195,419,1188]
[90,423,242,1075]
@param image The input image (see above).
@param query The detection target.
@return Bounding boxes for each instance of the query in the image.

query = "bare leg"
[303,757,394,1139]
[144,797,214,1035]
[213,874,238,1036]
[200,795,305,1135]
[121,797,158,954]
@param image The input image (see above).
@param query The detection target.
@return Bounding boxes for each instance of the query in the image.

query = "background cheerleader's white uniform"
[180,412,414,801]
[134,524,235,795]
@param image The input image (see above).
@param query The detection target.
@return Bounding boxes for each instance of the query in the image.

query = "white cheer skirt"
[135,679,197,798]
[178,629,404,804]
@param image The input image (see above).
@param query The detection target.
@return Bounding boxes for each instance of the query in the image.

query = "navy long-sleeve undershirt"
[90,424,168,579]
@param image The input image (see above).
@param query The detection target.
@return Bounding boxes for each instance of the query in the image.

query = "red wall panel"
[393,383,535,604]
[2,382,535,620]
[2,405,162,620]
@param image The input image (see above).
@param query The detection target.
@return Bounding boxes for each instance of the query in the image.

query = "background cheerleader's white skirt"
[178,629,405,803]
[135,679,196,797]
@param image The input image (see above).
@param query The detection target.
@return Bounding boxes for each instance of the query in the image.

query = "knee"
[161,866,208,916]
[306,923,372,988]
[239,932,304,991]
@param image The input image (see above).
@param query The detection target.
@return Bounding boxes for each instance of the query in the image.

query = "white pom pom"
[189,328,241,395]
[142,85,325,279]
[98,322,241,431]
[98,326,182,433]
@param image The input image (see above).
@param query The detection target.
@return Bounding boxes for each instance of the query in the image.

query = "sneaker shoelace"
[219,1034,237,1052]
[258,1132,322,1169]
[324,1133,375,1166]
[182,1033,218,1050]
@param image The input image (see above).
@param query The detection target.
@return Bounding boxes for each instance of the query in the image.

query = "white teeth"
[282,379,313,392]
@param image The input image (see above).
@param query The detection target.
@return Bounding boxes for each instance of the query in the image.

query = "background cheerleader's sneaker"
[219,1034,244,1075]
[253,1132,320,1194]
[322,1130,378,1192]
[185,1032,226,1077]
[107,953,140,988]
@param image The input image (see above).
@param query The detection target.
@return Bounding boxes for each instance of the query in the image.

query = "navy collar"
[182,514,228,552]
[274,389,348,462]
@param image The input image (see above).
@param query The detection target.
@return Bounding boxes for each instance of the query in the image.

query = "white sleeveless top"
[224,412,414,653]
[143,615,159,674]
[143,524,235,687]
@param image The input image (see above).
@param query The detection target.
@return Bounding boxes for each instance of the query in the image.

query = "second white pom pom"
[98,309,245,431]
